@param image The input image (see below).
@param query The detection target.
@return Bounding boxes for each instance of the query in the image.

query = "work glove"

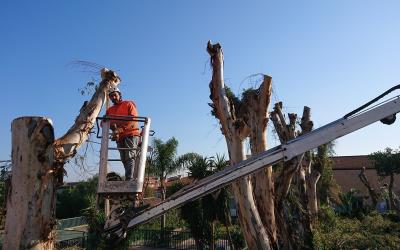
[110,124,124,141]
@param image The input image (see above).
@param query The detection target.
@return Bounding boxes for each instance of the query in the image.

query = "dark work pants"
[117,136,138,180]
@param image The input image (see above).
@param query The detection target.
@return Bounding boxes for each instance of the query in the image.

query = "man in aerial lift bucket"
[106,87,140,181]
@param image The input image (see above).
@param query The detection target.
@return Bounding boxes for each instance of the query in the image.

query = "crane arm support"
[105,96,400,236]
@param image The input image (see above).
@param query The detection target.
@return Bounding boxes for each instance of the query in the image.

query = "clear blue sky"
[1,1,400,181]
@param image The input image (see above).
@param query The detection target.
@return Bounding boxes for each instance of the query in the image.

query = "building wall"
[331,155,400,196]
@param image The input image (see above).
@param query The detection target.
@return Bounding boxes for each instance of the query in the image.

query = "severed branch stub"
[53,68,120,166]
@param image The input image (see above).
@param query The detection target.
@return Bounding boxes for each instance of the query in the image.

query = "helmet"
[108,87,121,96]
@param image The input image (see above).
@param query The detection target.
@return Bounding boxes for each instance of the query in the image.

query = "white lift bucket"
[96,115,152,194]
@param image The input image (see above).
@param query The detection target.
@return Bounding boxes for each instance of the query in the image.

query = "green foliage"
[56,175,98,219]
[177,154,232,249]
[370,147,400,177]
[0,181,6,229]
[143,186,155,198]
[314,209,400,249]
[81,196,105,235]
[147,137,199,185]
[181,199,212,249]
[82,196,139,250]
[314,143,338,204]
[147,137,179,182]
[228,225,246,250]
[336,189,368,218]
[166,181,185,197]
[137,208,187,230]
[0,181,5,209]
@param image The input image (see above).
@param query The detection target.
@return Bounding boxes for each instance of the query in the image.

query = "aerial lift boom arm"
[105,89,400,238]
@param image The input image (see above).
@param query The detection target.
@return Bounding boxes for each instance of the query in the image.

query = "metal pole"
[97,97,110,216]
[135,118,151,192]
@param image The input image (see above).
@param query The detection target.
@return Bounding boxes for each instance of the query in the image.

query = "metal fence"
[129,229,196,249]
[57,216,86,230]
[55,229,232,249]
[128,229,232,250]
[56,234,87,249]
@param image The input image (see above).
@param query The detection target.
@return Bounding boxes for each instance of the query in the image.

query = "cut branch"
[53,69,120,164]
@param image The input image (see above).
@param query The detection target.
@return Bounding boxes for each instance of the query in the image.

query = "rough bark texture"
[300,108,320,218]
[271,104,314,249]
[242,76,277,244]
[306,161,321,218]
[271,103,304,204]
[5,69,120,249]
[389,173,396,211]
[4,117,55,250]
[207,41,271,250]
[54,69,120,165]
[358,167,378,208]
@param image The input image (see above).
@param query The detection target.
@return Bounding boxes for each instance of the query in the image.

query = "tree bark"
[270,104,314,249]
[358,167,378,208]
[4,117,55,250]
[306,162,321,218]
[54,69,120,165]
[389,173,396,211]
[4,69,120,249]
[243,76,277,245]
[207,41,271,250]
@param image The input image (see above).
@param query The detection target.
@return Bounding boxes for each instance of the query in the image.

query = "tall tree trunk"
[358,167,378,209]
[270,103,314,249]
[4,69,120,249]
[207,41,271,250]
[306,164,321,219]
[389,173,396,211]
[4,117,55,250]
[243,76,277,245]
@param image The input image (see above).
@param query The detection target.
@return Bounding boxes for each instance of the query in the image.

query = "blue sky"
[1,1,400,181]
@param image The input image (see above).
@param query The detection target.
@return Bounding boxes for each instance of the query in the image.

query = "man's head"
[108,87,122,104]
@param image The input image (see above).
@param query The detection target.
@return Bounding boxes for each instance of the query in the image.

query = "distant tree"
[56,176,98,219]
[370,147,400,210]
[315,143,337,205]
[178,154,233,250]
[146,137,197,232]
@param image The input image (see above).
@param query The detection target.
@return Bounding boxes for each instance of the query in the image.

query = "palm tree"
[146,137,198,232]
[180,154,234,250]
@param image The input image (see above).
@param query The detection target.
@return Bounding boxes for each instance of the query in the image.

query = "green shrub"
[314,211,400,249]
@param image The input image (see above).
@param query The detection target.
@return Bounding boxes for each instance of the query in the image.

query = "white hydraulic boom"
[104,86,400,238]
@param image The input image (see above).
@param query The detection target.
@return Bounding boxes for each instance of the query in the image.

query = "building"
[331,155,400,198]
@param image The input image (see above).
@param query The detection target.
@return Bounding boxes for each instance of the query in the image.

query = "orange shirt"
[106,100,140,138]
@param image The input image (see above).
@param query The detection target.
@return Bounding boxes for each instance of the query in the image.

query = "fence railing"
[56,234,87,249]
[57,216,86,230]
[129,229,196,249]
[56,228,233,249]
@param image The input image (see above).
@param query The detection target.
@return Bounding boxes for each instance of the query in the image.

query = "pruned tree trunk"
[389,173,396,211]
[270,103,314,249]
[306,164,321,218]
[4,69,120,249]
[242,76,277,245]
[358,167,378,208]
[5,117,56,250]
[271,103,305,203]
[301,108,320,219]
[207,41,271,250]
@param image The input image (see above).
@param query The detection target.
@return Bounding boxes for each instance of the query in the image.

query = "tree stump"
[5,117,56,250]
